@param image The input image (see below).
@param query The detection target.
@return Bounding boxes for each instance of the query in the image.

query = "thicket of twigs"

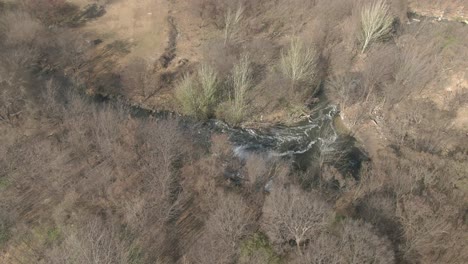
[1,0,467,263]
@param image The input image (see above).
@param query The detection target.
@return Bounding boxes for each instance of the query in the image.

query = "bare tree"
[0,209,11,246]
[291,232,342,264]
[262,185,333,253]
[292,219,395,264]
[361,44,396,102]
[63,92,95,155]
[186,193,253,264]
[0,11,46,126]
[359,0,393,53]
[239,249,277,264]
[280,38,318,92]
[137,118,185,201]
[339,220,395,264]
[207,194,253,247]
[0,82,24,126]
[326,72,359,105]
[42,79,65,120]
[396,193,467,263]
[384,42,438,107]
[244,154,269,191]
[0,11,45,48]
[221,54,253,125]
[92,105,126,161]
[47,219,130,264]
[55,30,91,79]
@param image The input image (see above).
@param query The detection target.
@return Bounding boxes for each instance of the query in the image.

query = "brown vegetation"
[262,185,333,253]
[0,0,467,263]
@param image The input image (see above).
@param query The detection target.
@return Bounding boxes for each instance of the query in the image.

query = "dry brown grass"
[1,1,467,263]
[408,0,467,20]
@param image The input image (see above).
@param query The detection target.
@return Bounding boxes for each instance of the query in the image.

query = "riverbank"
[1,1,467,263]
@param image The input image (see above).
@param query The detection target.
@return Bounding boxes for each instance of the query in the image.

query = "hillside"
[1,0,467,263]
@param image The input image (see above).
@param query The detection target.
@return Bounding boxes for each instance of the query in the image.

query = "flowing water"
[91,93,365,177]
[208,104,366,177]
[215,104,339,157]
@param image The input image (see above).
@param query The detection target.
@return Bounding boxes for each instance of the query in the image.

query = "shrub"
[339,219,395,263]
[239,233,281,264]
[0,11,45,77]
[199,65,220,114]
[326,73,363,108]
[292,219,395,264]
[280,38,318,92]
[231,55,252,118]
[0,216,10,246]
[176,65,220,119]
[361,44,397,101]
[244,154,269,191]
[220,55,253,125]
[176,74,199,116]
[0,11,44,47]
[359,0,393,53]
[384,42,438,106]
[224,4,244,45]
[47,219,130,264]
[22,0,75,25]
[42,79,65,120]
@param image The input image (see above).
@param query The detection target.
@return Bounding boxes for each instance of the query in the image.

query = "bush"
[224,4,244,45]
[0,11,44,47]
[384,42,438,106]
[361,44,397,101]
[22,0,75,25]
[359,0,393,53]
[199,65,220,113]
[176,74,199,117]
[47,219,130,264]
[280,38,318,92]
[175,65,220,119]
[0,216,10,246]
[219,55,253,125]
[239,233,281,264]
[292,219,395,264]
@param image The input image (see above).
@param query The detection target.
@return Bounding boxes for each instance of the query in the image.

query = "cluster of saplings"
[176,37,320,125]
[176,0,393,125]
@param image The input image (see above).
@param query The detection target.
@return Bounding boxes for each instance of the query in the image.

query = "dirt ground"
[74,0,169,64]
[408,0,467,21]
[67,0,467,149]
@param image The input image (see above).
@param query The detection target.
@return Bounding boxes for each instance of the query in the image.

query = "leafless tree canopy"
[262,185,334,252]
[185,193,253,264]
[292,219,395,264]
[1,0,467,263]
[47,219,130,264]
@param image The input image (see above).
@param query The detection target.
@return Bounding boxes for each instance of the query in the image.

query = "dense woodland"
[0,0,467,263]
